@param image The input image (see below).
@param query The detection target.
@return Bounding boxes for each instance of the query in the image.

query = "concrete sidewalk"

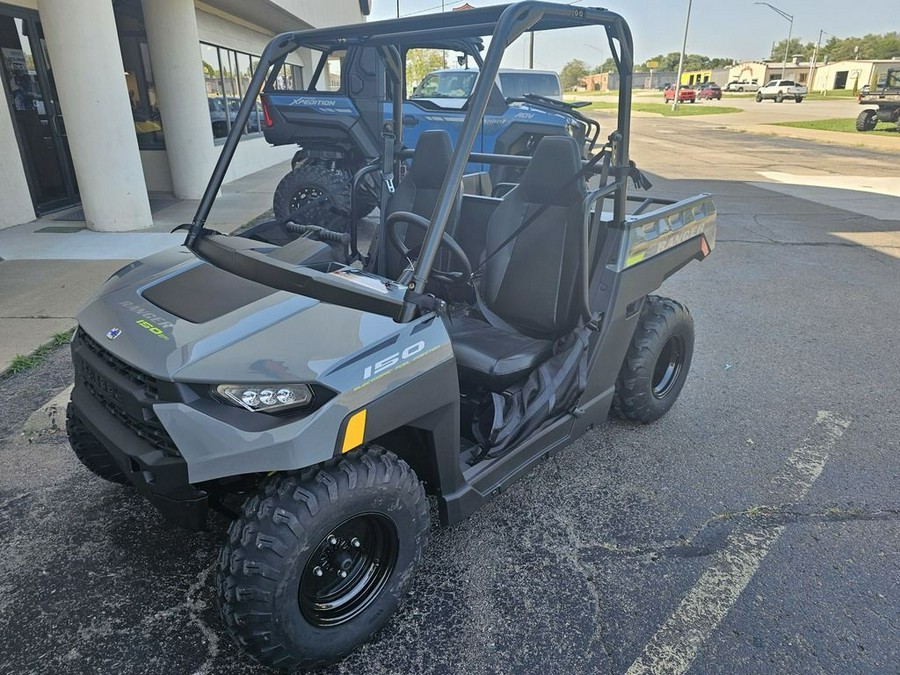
[0,161,288,372]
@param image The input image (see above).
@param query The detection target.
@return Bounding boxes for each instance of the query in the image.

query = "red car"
[664,85,695,103]
[696,83,722,100]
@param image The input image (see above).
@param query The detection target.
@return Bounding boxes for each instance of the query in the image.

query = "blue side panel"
[386,101,574,173]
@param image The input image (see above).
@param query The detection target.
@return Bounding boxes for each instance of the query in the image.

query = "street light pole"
[396,0,399,18]
[755,2,794,79]
[672,0,693,110]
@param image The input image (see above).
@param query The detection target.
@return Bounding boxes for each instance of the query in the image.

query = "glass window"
[201,43,265,140]
[114,0,164,149]
[308,50,345,92]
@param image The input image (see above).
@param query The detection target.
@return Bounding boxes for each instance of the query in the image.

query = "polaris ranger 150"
[67,3,716,670]
[263,36,600,230]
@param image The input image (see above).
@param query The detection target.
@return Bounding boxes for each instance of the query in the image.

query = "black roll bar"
[184,2,636,323]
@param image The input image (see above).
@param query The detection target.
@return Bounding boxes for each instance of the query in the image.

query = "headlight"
[214,384,314,413]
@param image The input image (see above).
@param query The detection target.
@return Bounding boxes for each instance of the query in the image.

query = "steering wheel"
[385,211,472,286]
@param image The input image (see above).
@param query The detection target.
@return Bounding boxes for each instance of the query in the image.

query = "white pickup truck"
[755,79,807,103]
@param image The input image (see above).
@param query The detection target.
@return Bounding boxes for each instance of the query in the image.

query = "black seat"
[449,136,586,390]
[382,130,460,279]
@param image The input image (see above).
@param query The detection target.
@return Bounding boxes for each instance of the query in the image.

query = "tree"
[406,49,446,95]
[769,38,814,61]
[821,31,900,61]
[559,58,589,90]
[592,57,617,74]
[642,52,735,72]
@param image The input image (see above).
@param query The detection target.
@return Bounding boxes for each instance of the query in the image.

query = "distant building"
[680,68,731,87]
[577,70,676,92]
[811,59,900,92]
[727,57,900,92]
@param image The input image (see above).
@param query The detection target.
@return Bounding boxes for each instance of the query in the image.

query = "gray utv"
[66,2,716,671]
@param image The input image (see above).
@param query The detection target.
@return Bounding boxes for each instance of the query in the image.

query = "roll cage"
[184,2,636,322]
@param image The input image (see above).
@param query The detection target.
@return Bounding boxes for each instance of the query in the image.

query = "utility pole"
[755,2,794,79]
[808,29,829,91]
[672,0,693,110]
[396,0,399,18]
[529,32,534,69]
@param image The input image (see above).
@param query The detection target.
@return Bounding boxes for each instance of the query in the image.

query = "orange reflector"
[341,409,367,453]
[700,237,710,257]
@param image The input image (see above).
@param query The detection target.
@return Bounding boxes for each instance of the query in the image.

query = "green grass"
[2,328,75,378]
[585,101,742,116]
[773,118,899,137]
[804,89,860,100]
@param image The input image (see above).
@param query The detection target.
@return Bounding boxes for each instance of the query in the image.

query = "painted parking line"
[625,411,851,675]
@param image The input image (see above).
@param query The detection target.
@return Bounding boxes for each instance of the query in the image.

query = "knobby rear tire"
[612,296,695,424]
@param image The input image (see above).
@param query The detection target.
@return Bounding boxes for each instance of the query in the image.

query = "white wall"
[270,0,362,29]
[196,8,273,56]
[0,93,37,229]
[223,136,295,184]
[141,150,175,194]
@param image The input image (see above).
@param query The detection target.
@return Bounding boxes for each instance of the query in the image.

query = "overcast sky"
[369,0,894,71]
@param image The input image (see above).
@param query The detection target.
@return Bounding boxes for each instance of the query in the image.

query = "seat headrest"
[519,136,586,207]
[410,130,454,190]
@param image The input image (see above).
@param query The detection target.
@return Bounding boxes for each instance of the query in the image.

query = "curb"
[22,384,74,438]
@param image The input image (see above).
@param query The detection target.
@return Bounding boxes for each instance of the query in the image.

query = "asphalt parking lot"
[1,118,898,674]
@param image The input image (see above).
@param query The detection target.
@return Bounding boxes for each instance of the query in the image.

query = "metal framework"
[185,2,635,322]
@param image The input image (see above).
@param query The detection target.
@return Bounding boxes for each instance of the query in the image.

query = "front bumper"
[70,330,207,529]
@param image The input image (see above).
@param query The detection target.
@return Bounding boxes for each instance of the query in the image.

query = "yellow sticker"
[626,252,646,267]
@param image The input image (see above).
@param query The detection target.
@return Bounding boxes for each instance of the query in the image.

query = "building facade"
[810,59,900,92]
[726,60,816,87]
[0,0,365,231]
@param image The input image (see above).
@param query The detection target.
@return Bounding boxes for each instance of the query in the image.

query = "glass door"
[0,6,79,214]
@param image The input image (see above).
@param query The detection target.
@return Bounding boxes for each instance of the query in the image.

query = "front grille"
[78,329,159,400]
[75,329,179,457]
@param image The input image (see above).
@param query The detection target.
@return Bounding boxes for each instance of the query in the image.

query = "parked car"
[696,83,722,100]
[664,84,695,103]
[756,79,807,103]
[724,80,759,92]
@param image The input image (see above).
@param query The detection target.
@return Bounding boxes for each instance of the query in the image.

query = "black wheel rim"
[289,186,327,219]
[652,336,685,399]
[299,513,399,628]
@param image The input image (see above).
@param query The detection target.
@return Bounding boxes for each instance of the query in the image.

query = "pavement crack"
[0,491,34,512]
[186,562,221,675]
[551,511,617,674]
[581,504,900,562]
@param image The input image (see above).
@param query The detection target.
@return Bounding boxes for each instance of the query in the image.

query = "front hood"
[76,249,404,385]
